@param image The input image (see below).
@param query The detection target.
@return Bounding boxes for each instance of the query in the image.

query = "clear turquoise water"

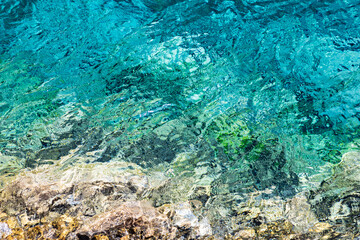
[1,0,360,196]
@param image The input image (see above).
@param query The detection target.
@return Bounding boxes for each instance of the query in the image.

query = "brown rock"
[0,162,148,219]
[256,220,294,239]
[308,222,332,233]
[234,228,256,239]
[52,215,79,239]
[76,201,176,239]
[94,234,110,240]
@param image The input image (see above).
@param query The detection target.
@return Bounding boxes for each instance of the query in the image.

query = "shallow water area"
[1,0,360,239]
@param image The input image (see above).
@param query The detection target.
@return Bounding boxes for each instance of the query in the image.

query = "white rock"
[173,202,212,237]
[285,193,318,233]
[0,222,11,239]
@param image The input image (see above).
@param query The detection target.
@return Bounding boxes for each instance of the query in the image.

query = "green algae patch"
[206,113,251,162]
[203,112,299,197]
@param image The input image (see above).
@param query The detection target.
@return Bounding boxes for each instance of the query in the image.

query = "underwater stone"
[0,222,12,239]
[337,151,360,181]
[0,161,148,218]
[173,202,213,238]
[256,220,294,239]
[285,193,318,233]
[308,222,332,233]
[75,201,177,239]
[1,151,358,239]
[233,228,256,239]
[0,160,213,239]
[309,151,360,233]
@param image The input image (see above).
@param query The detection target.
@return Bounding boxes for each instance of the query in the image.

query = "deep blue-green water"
[1,0,360,196]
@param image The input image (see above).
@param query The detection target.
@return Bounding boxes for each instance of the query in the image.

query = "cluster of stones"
[0,209,353,239]
[1,152,360,239]
[0,162,212,239]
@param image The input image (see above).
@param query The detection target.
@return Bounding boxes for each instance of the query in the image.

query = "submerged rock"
[76,201,176,239]
[309,151,360,233]
[0,161,147,219]
[0,222,12,239]
[0,161,214,239]
[285,193,318,233]
[1,152,360,239]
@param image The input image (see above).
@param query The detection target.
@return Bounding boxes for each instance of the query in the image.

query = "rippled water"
[1,0,360,196]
